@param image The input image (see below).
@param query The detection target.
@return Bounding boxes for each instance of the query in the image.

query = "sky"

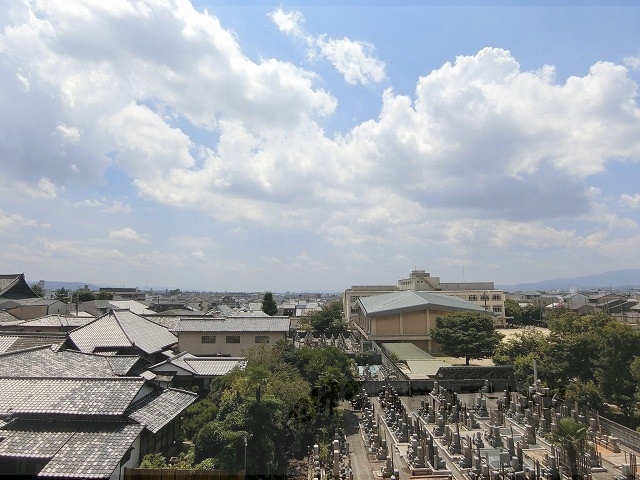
[1,0,639,293]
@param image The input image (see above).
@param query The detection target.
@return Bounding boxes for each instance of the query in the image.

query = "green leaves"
[430,312,503,365]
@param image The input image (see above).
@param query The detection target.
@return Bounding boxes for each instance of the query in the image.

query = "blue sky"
[0,0,639,292]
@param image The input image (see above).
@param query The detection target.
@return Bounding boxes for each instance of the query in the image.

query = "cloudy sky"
[1,1,639,293]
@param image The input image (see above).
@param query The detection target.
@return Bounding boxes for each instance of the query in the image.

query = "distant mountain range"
[497,269,640,292]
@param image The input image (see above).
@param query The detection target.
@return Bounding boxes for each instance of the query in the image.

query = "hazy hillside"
[498,269,640,292]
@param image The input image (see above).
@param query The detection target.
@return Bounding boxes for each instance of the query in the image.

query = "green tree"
[72,290,96,303]
[546,417,589,478]
[301,301,349,336]
[493,328,547,386]
[564,380,604,413]
[594,321,640,423]
[504,298,522,325]
[30,283,44,297]
[96,290,114,300]
[261,292,278,316]
[54,287,69,302]
[139,453,167,468]
[431,312,504,365]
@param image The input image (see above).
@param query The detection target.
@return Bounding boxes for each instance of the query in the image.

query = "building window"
[492,294,502,301]
[226,335,241,343]
[468,295,477,301]
[201,335,216,343]
[493,306,502,313]
[255,335,270,344]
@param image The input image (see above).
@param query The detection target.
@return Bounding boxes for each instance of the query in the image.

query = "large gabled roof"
[0,377,145,416]
[0,346,121,378]
[0,419,144,479]
[358,290,487,317]
[0,274,38,299]
[68,309,177,355]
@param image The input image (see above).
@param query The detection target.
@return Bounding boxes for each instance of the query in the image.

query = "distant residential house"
[177,316,291,356]
[148,351,246,392]
[353,290,490,353]
[5,298,68,320]
[563,292,588,308]
[0,274,39,300]
[0,346,197,478]
[65,309,178,363]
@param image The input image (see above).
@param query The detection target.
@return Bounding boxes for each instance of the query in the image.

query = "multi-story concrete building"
[344,270,506,327]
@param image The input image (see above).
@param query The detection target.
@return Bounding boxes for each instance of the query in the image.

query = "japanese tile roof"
[18,315,94,329]
[143,315,183,330]
[0,274,38,299]
[13,298,61,306]
[151,351,246,376]
[178,316,290,333]
[127,388,197,433]
[108,300,154,315]
[0,346,119,377]
[103,355,145,376]
[68,309,177,354]
[0,333,66,353]
[0,419,144,478]
[0,377,145,416]
[358,290,487,317]
[0,310,20,324]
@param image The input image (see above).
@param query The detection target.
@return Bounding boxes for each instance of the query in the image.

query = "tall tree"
[30,283,44,297]
[546,417,589,479]
[261,292,278,316]
[301,301,348,336]
[430,312,503,365]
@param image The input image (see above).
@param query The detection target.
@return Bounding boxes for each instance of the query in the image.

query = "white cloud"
[0,212,38,230]
[269,9,305,37]
[269,8,386,86]
[621,193,640,209]
[20,178,61,199]
[624,53,640,71]
[108,228,148,243]
[172,236,217,249]
[316,36,386,85]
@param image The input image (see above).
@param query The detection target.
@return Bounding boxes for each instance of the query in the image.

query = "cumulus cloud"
[269,8,387,85]
[1,2,639,286]
[621,193,640,209]
[108,228,148,243]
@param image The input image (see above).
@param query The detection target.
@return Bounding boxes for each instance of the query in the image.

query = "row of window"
[467,294,502,301]
[201,335,270,344]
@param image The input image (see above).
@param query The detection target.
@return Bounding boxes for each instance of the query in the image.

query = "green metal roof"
[382,342,433,361]
[359,290,487,317]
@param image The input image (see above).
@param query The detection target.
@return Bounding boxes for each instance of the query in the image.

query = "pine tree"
[261,292,278,316]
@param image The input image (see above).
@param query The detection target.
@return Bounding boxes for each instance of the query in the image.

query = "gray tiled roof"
[143,315,182,330]
[0,333,66,353]
[151,352,245,376]
[0,347,118,378]
[359,290,487,317]
[0,428,73,458]
[178,316,290,333]
[127,389,197,433]
[0,310,20,324]
[0,377,144,416]
[68,309,177,354]
[18,315,94,329]
[104,355,144,376]
[36,422,144,479]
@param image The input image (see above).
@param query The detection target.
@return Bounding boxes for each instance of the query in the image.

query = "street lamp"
[244,434,248,478]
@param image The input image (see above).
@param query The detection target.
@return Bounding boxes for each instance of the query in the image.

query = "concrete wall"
[178,331,287,356]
